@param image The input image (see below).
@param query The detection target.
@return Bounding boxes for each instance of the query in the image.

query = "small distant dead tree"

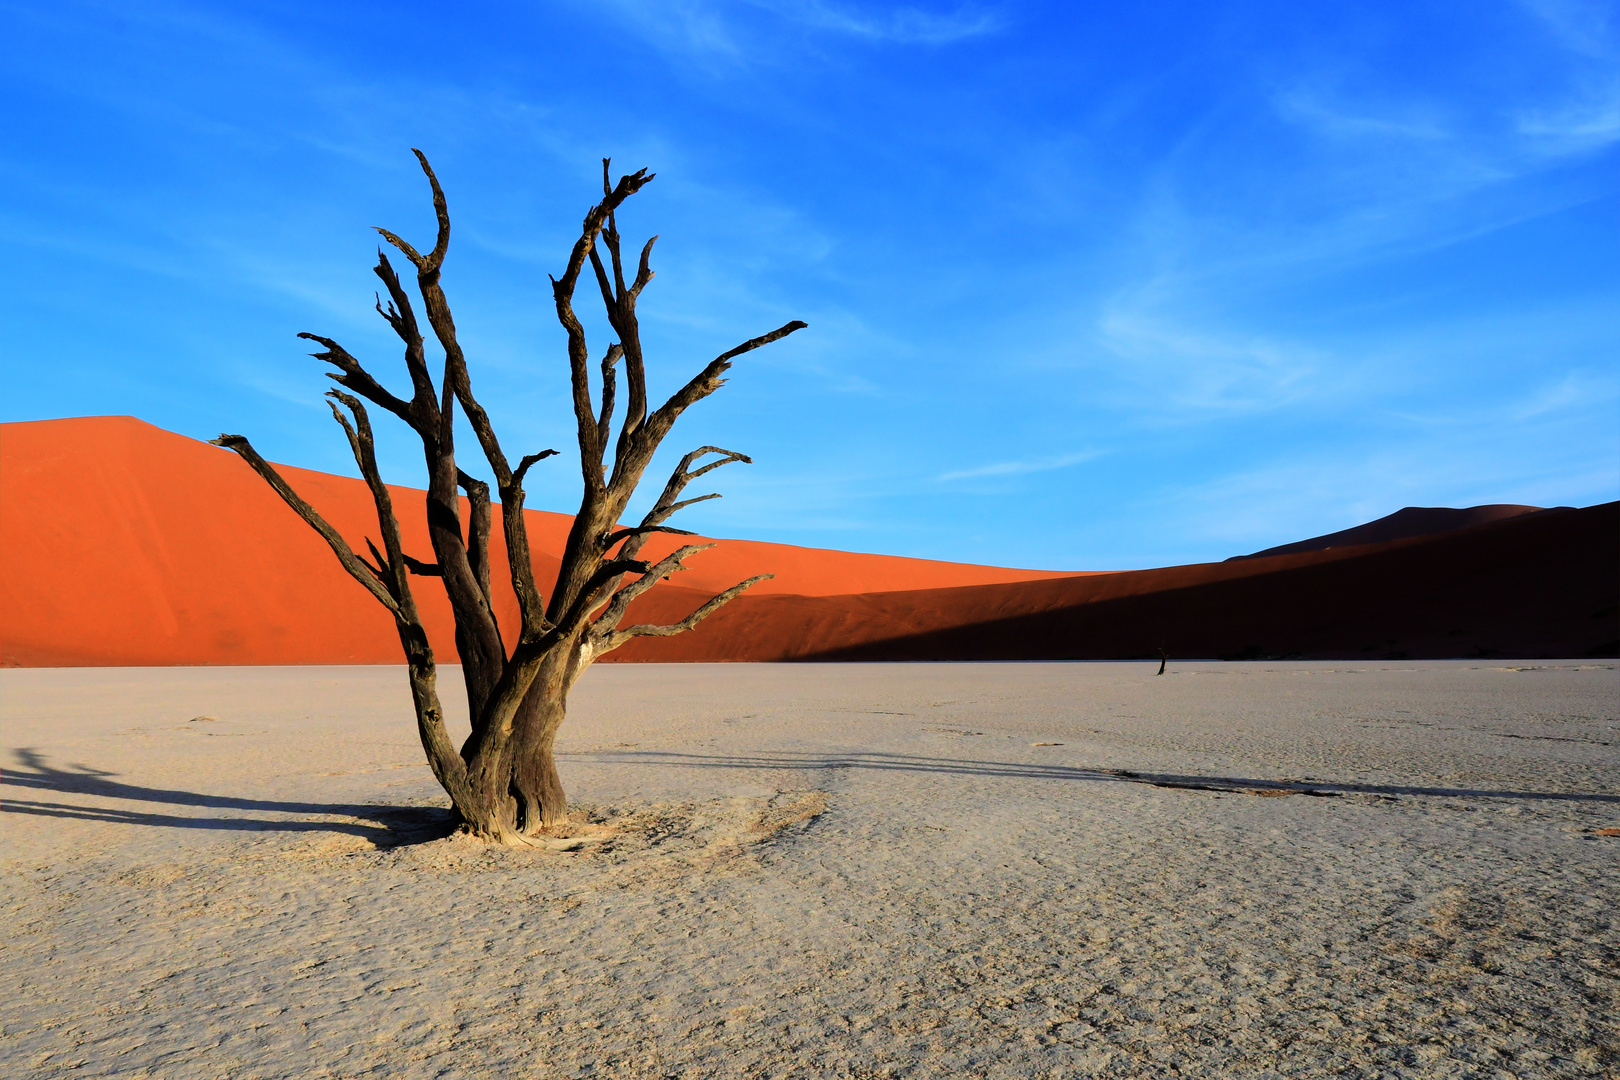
[214,151,805,843]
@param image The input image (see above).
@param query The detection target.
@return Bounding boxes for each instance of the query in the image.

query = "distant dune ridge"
[1,416,1614,666]
[1231,504,1563,560]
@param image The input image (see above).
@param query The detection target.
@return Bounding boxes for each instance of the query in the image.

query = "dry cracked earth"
[2,661,1617,1078]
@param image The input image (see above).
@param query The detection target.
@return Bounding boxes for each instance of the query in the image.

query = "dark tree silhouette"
[214,152,805,843]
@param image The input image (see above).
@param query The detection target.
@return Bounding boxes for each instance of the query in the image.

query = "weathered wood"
[217,150,805,843]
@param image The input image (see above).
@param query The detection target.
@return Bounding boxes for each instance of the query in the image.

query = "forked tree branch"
[613,446,752,565]
[325,391,416,604]
[371,251,439,427]
[513,449,559,487]
[599,523,696,554]
[215,402,475,814]
[360,537,390,582]
[630,235,656,301]
[593,574,773,656]
[579,444,751,620]
[637,321,807,452]
[300,333,417,434]
[377,150,558,639]
[587,543,716,635]
[209,434,400,614]
[302,182,483,654]
[613,234,657,464]
[373,148,450,275]
[552,164,655,483]
[593,159,659,465]
[319,389,474,807]
[624,574,772,638]
[658,493,723,518]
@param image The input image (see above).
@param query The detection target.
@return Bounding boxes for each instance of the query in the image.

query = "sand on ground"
[2,661,1617,1078]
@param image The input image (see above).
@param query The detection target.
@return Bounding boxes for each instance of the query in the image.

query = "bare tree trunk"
[505,651,572,833]
[214,151,804,844]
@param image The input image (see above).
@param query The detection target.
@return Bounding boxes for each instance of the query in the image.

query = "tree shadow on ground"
[569,749,1620,803]
[1,748,456,846]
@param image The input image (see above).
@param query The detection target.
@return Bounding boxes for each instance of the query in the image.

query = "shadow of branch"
[2,748,456,845]
[568,749,1620,803]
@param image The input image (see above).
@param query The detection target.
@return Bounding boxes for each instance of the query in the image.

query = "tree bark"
[507,660,571,832]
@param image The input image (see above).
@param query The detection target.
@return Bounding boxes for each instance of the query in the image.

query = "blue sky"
[3,0,1616,569]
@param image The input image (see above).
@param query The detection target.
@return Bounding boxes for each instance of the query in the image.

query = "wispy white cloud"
[595,0,1000,62]
[1141,355,1619,555]
[1384,362,1619,428]
[1273,89,1452,144]
[1269,91,1511,213]
[1514,0,1618,59]
[1271,63,1615,202]
[1153,431,1618,556]
[1043,26,1617,434]
[599,0,743,59]
[764,0,1002,44]
[1094,297,1323,418]
[1515,85,1620,156]
[938,448,1102,482]
[1509,369,1618,422]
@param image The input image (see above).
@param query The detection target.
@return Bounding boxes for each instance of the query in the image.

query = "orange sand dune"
[0,417,1077,667]
[4,416,1613,667]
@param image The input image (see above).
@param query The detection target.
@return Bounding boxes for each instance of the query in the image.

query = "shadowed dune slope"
[615,501,1615,662]
[1232,504,1560,560]
[0,417,1077,666]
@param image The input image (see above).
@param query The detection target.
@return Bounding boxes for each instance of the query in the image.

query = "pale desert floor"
[2,661,1617,1079]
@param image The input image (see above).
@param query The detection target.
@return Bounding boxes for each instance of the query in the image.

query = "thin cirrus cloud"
[783,1,1002,44]
[1515,90,1620,155]
[1159,425,1616,555]
[938,449,1103,483]
[1093,309,1322,419]
[1272,88,1454,146]
[596,0,1001,57]
[1514,0,1617,58]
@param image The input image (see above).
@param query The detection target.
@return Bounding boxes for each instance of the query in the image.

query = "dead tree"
[213,151,805,844]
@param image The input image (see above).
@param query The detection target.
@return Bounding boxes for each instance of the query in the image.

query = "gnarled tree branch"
[591,574,774,660]
[586,542,716,637]
[613,446,753,566]
[636,321,807,454]
[553,165,654,486]
[599,523,696,554]
[210,434,399,614]
[299,333,417,434]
